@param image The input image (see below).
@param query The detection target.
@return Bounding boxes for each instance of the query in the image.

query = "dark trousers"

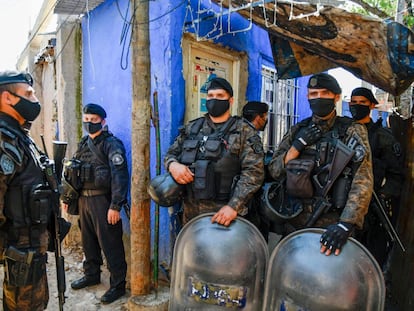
[79,195,127,288]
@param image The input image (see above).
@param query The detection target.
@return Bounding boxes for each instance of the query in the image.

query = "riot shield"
[263,228,385,311]
[169,213,269,310]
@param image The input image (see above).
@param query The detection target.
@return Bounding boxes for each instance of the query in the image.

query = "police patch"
[0,153,15,175]
[392,142,402,157]
[111,153,125,166]
[248,136,264,154]
[353,145,366,162]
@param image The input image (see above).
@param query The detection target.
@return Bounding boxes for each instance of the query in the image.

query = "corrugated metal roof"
[54,0,105,15]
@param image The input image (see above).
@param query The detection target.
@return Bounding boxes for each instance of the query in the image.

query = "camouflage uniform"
[268,113,373,231]
[0,114,49,311]
[164,115,264,224]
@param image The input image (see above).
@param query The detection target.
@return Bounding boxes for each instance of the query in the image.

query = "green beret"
[307,73,342,94]
[0,70,33,86]
[83,103,107,118]
[206,77,233,97]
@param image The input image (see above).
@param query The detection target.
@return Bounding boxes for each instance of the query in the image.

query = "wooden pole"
[130,0,151,295]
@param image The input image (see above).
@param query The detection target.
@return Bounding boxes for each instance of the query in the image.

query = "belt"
[80,189,108,197]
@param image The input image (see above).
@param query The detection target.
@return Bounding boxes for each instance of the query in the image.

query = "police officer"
[241,101,271,240]
[349,87,403,269]
[0,70,49,310]
[164,77,264,226]
[61,103,129,304]
[242,101,269,132]
[268,73,373,256]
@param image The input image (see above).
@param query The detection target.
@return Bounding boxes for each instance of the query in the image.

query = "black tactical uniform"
[358,119,403,268]
[0,114,51,311]
[64,126,129,291]
[0,71,52,311]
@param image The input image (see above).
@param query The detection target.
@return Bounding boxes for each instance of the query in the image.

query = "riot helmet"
[261,179,303,224]
[148,173,185,207]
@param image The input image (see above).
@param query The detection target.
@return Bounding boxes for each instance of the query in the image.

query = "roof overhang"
[54,0,105,15]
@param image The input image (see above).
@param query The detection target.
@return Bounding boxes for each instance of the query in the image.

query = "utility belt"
[4,246,46,286]
[6,225,48,249]
[80,189,109,197]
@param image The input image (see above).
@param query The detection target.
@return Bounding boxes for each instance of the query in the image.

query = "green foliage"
[404,15,414,27]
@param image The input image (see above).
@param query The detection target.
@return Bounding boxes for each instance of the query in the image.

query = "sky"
[0,0,44,69]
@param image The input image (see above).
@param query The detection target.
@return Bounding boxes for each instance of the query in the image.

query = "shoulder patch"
[353,145,366,162]
[1,141,23,165]
[111,152,125,166]
[0,153,15,175]
[392,142,402,157]
[248,135,264,154]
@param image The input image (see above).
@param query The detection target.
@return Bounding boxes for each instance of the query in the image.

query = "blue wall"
[81,0,303,263]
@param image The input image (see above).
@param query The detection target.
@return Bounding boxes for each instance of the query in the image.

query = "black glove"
[292,124,322,152]
[320,222,354,253]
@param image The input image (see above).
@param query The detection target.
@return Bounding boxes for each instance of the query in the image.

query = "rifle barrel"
[372,191,406,252]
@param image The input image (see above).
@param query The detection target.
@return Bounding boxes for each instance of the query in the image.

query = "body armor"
[0,119,50,248]
[169,213,268,310]
[263,228,385,311]
[180,117,241,201]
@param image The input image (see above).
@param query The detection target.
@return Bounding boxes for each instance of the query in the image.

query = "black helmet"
[260,179,303,224]
[148,173,185,207]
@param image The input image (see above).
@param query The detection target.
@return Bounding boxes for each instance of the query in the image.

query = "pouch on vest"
[192,160,216,200]
[181,140,199,164]
[203,140,222,160]
[94,165,110,189]
[63,158,83,190]
[30,184,52,226]
[286,159,315,199]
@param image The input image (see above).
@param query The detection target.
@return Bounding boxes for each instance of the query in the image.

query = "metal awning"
[54,0,105,15]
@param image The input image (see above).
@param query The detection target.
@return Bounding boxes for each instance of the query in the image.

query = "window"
[261,66,299,151]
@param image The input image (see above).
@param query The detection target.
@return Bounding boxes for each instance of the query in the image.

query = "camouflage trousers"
[284,205,341,235]
[182,199,223,224]
[3,266,49,311]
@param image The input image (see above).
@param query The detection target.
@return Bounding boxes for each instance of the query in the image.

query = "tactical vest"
[72,132,112,191]
[180,116,241,201]
[291,117,358,209]
[0,119,50,248]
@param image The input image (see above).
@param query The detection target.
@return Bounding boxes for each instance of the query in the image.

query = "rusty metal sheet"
[213,0,414,96]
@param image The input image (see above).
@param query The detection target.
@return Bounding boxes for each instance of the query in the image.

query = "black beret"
[307,73,342,94]
[206,77,233,97]
[0,70,33,86]
[83,103,107,119]
[242,101,269,114]
[351,87,379,105]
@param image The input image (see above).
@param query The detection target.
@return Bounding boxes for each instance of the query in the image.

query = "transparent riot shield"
[263,228,385,311]
[169,213,269,310]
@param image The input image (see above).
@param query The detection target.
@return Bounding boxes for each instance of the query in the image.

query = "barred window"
[261,66,299,152]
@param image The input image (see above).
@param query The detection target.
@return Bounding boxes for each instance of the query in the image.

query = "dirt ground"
[0,246,130,311]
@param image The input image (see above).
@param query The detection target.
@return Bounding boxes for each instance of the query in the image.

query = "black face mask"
[309,98,336,117]
[10,92,41,121]
[206,99,230,117]
[349,104,370,120]
[83,121,103,134]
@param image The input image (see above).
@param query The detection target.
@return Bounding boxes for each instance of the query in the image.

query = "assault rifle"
[305,139,355,227]
[371,191,406,252]
[40,137,70,311]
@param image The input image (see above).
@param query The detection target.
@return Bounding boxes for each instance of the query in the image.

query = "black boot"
[100,281,126,304]
[71,276,100,290]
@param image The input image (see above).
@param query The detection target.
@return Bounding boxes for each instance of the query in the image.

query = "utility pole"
[130,0,151,296]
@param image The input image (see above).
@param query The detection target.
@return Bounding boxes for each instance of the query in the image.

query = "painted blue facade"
[80,0,319,262]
